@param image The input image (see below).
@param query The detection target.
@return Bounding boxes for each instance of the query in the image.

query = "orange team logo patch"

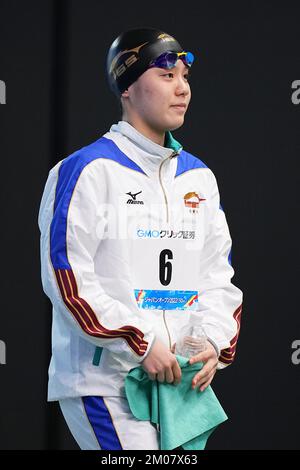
[184,192,206,213]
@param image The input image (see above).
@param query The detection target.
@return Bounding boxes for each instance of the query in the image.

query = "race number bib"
[131,230,201,311]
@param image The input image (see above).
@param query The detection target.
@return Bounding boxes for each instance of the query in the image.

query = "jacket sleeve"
[38,157,156,364]
[191,169,243,369]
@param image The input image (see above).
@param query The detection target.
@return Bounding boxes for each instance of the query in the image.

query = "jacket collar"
[103,120,183,177]
[109,120,182,159]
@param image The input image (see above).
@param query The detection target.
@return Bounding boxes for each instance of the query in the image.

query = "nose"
[175,74,190,96]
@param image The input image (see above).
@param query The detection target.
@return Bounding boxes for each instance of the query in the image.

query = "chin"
[167,117,185,132]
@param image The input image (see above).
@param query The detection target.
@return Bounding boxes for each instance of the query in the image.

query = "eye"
[162,72,191,80]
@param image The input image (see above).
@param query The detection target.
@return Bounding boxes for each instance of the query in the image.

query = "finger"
[172,359,182,385]
[148,373,157,381]
[197,370,216,392]
[194,357,218,379]
[165,367,175,384]
[157,370,166,383]
[192,369,210,388]
[192,361,216,387]
[171,343,176,354]
[194,369,216,390]
[192,361,212,383]
[189,349,214,364]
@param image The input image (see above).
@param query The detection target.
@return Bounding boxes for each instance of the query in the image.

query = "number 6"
[159,249,173,286]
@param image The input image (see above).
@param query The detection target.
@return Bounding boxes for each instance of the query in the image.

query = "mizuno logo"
[126,191,144,204]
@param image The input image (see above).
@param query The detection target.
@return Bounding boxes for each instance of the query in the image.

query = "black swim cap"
[105,27,184,98]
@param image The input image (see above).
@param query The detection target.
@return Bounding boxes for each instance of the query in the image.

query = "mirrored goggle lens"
[183,51,194,66]
[152,52,178,68]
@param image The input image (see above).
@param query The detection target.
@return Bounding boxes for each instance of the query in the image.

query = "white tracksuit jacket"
[38,120,243,401]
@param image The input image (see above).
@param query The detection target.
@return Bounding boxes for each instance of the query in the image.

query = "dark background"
[0,0,299,450]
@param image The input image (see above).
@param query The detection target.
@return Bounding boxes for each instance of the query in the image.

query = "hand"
[189,341,218,392]
[141,339,182,385]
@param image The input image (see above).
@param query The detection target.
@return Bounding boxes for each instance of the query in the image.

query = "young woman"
[38,27,243,450]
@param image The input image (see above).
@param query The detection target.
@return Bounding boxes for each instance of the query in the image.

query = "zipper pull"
[170,150,179,158]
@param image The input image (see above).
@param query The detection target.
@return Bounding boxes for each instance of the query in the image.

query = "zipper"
[163,309,172,350]
[158,150,179,350]
[158,150,178,224]
[158,158,170,223]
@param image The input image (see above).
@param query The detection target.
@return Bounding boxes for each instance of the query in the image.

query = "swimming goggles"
[148,50,194,70]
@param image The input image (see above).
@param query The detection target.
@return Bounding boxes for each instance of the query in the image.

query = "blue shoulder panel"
[175,150,208,178]
[51,136,146,269]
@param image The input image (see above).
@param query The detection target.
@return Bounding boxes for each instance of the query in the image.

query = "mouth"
[171,104,187,109]
[171,104,187,112]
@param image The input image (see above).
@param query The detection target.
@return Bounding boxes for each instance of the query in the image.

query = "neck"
[122,115,166,147]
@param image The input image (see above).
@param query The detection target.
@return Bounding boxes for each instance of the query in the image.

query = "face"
[121,58,192,133]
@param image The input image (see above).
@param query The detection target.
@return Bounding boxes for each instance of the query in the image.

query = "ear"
[121,88,129,98]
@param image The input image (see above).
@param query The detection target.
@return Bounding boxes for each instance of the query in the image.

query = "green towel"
[125,355,228,450]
